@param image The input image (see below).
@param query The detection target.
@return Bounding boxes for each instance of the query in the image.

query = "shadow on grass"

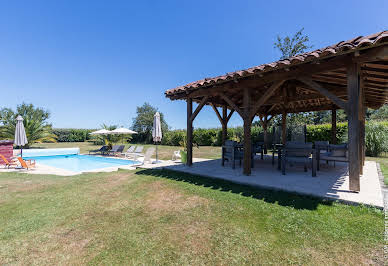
[136,168,333,211]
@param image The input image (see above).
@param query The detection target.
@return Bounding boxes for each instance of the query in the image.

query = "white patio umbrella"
[14,115,28,157]
[152,112,162,163]
[110,127,137,144]
[111,128,137,135]
[90,129,112,135]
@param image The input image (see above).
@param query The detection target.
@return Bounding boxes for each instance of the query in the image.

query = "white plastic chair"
[172,151,181,161]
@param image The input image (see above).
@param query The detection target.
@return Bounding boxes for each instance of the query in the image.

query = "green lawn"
[367,154,388,185]
[0,169,384,264]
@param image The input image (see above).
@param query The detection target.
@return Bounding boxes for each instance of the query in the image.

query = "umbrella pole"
[156,142,158,162]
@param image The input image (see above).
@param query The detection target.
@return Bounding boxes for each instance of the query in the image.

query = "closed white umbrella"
[15,115,28,157]
[152,112,162,163]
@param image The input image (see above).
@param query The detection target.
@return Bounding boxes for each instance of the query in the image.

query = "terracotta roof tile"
[166,31,388,96]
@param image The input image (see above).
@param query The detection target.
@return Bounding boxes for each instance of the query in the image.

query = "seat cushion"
[320,156,348,162]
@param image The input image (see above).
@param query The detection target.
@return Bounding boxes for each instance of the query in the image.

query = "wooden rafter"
[250,80,285,118]
[298,77,349,112]
[226,109,234,122]
[189,96,209,123]
[210,103,223,124]
[219,92,244,117]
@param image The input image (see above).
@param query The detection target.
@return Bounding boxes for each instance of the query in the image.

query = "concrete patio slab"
[140,156,384,208]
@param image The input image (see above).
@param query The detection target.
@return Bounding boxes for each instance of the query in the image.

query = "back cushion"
[331,149,346,157]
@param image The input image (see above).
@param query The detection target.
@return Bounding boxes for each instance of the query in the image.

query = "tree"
[273,28,330,127]
[368,105,388,121]
[274,28,313,59]
[131,103,169,143]
[0,103,56,146]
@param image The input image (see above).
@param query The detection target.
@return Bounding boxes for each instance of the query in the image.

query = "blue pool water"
[24,154,138,172]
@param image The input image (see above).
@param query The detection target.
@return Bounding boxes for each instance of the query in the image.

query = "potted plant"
[179,135,198,163]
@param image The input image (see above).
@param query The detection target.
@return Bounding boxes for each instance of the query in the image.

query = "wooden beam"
[219,92,244,118]
[353,46,388,62]
[331,107,337,144]
[298,77,349,112]
[210,103,223,124]
[187,98,193,166]
[347,63,360,192]
[190,96,209,123]
[263,115,268,154]
[250,80,285,118]
[362,63,388,70]
[282,110,287,145]
[267,104,277,113]
[226,109,235,123]
[243,87,252,175]
[222,106,228,145]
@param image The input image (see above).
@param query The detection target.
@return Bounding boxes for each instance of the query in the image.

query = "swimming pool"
[24,154,139,173]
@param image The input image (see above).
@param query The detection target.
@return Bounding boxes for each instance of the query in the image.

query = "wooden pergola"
[165,31,388,192]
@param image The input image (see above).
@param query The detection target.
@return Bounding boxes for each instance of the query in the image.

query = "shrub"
[365,121,388,157]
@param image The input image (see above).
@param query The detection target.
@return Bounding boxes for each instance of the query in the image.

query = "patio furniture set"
[222,140,348,177]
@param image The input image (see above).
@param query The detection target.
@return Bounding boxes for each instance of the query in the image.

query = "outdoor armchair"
[222,140,243,169]
[314,141,329,170]
[172,150,181,161]
[252,141,264,161]
[281,142,316,177]
[319,144,348,169]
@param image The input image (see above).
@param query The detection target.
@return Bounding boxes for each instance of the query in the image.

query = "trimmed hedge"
[53,121,388,156]
[53,128,94,142]
[160,121,388,156]
[306,123,348,144]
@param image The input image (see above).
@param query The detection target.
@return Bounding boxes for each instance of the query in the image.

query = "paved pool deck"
[139,156,384,208]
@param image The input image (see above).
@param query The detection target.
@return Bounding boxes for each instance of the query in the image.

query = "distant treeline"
[52,128,95,142]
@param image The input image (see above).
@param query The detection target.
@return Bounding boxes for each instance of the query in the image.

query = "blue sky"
[0,1,387,129]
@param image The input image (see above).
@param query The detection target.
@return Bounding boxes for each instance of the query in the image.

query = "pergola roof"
[166,31,388,115]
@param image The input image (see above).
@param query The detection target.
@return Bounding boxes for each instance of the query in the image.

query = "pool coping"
[0,154,143,176]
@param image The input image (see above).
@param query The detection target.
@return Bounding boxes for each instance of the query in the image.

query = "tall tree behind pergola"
[165,31,388,192]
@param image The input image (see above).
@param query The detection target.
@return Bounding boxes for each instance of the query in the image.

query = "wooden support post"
[222,105,227,145]
[263,116,268,154]
[211,103,231,146]
[282,110,287,145]
[331,107,337,144]
[359,76,366,174]
[347,63,360,192]
[243,87,252,175]
[187,98,193,166]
